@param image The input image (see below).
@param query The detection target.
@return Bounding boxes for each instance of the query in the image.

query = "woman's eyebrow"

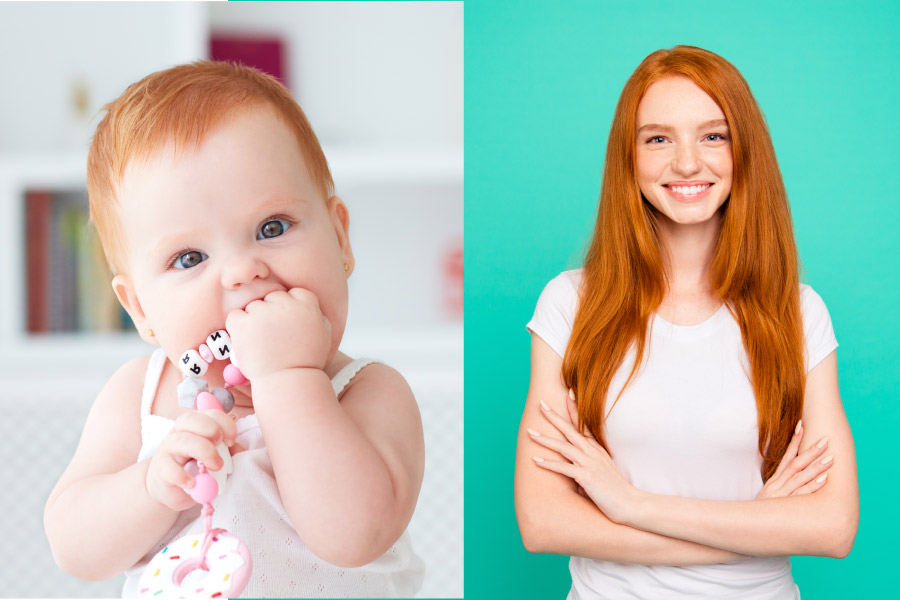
[636,119,729,134]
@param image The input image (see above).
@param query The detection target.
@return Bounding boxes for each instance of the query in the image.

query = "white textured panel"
[1,351,463,598]
[0,385,124,597]
[406,369,465,598]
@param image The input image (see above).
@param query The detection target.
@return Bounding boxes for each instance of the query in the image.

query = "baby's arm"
[227,289,425,568]
[44,356,235,580]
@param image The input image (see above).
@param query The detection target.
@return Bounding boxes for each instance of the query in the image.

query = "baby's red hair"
[87,60,333,275]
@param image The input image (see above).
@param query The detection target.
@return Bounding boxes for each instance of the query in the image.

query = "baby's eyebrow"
[636,119,729,134]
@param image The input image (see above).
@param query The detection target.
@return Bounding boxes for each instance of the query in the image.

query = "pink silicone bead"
[188,471,218,504]
[198,343,214,363]
[223,363,249,386]
[196,391,224,412]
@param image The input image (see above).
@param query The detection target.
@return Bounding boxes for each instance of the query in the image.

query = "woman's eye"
[647,135,666,144]
[706,133,728,142]
[257,219,291,240]
[172,250,207,270]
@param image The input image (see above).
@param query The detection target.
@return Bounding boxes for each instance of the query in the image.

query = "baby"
[44,61,425,598]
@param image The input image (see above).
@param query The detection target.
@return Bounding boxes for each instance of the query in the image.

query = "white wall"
[0,2,207,155]
[208,1,464,150]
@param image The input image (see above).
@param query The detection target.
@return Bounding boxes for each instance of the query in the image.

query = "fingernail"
[816,473,828,483]
[540,401,550,411]
[533,456,545,463]
[820,454,833,465]
[527,428,541,437]
[816,437,828,448]
[795,420,802,435]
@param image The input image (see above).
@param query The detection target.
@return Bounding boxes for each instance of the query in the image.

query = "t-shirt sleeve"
[800,284,839,373]
[526,271,581,359]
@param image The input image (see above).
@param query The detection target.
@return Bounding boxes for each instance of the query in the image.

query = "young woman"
[515,46,858,599]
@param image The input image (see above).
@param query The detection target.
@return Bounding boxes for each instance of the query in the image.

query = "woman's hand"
[529,391,640,525]
[756,420,833,500]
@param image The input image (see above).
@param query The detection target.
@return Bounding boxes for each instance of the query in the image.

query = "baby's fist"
[226,288,332,379]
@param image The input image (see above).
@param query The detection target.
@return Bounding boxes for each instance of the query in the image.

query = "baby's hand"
[146,410,237,512]
[225,288,332,380]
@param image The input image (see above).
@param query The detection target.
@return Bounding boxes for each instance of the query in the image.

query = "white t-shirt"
[526,269,838,600]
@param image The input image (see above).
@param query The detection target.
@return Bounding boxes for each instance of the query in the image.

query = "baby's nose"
[220,254,270,290]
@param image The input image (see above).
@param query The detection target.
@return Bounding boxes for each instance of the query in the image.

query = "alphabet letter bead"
[206,330,233,360]
[178,349,208,378]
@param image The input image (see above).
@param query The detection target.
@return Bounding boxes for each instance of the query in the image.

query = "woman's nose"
[672,143,701,175]
[220,253,270,289]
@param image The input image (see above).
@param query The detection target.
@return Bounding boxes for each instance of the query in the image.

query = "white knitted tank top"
[121,349,424,598]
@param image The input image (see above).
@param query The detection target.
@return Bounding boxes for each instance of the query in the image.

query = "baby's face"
[113,107,353,375]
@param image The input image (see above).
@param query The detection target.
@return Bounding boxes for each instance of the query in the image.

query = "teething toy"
[139,329,253,599]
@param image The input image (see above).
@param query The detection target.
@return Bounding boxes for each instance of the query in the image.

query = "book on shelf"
[24,189,132,334]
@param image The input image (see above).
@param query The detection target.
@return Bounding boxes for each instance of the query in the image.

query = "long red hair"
[562,46,805,481]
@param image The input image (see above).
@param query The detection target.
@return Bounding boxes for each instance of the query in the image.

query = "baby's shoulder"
[341,361,412,403]
[93,353,152,416]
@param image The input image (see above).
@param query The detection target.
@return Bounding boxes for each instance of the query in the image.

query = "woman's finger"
[771,420,803,481]
[791,472,828,496]
[527,428,586,465]
[540,401,596,453]
[532,456,583,481]
[785,437,829,477]
[566,390,580,431]
[786,453,834,492]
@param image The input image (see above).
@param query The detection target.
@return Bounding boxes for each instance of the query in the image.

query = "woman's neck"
[656,209,722,297]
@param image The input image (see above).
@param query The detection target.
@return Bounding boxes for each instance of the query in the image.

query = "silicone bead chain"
[138,329,253,598]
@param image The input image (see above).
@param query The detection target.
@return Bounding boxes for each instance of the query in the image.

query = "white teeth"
[669,184,709,195]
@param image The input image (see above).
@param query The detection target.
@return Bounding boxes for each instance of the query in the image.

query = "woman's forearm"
[626,488,857,559]
[515,469,745,566]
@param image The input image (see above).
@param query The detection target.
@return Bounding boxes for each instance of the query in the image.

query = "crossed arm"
[514,334,859,565]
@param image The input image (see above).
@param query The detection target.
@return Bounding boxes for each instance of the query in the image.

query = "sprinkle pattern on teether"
[140,329,252,599]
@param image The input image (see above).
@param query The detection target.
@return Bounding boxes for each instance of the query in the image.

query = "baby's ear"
[111,274,157,345]
[328,196,354,275]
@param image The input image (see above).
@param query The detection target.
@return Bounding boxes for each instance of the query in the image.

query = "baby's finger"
[527,428,585,465]
[199,409,238,447]
[791,472,828,496]
[156,455,195,490]
[163,432,224,471]
[174,412,224,442]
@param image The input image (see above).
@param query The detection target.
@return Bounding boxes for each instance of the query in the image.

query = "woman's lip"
[664,183,713,202]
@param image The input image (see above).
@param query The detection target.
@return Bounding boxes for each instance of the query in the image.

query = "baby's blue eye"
[173,250,207,270]
[257,219,291,240]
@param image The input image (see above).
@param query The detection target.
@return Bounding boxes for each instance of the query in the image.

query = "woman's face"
[635,76,733,226]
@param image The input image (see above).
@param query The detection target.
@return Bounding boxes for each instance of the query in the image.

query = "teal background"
[465,1,899,598]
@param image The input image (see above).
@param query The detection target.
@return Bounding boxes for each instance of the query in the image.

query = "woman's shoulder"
[539,268,583,300]
[798,282,832,319]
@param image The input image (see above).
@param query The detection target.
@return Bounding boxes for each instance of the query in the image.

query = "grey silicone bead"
[212,387,235,413]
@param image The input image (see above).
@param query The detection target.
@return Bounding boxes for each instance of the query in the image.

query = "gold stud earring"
[344,263,349,272]
[148,329,155,338]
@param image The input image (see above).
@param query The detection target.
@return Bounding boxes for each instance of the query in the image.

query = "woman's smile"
[663,182,714,203]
